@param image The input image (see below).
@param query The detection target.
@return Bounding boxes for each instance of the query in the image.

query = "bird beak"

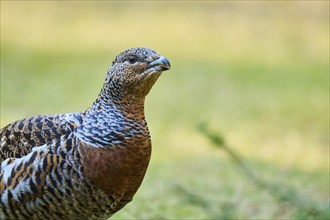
[148,56,171,71]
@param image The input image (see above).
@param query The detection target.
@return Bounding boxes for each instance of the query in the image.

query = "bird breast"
[82,136,152,202]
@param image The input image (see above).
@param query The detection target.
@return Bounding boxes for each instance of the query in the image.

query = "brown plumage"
[0,47,171,219]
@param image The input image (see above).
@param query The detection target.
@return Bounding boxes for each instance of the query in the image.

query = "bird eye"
[127,55,138,64]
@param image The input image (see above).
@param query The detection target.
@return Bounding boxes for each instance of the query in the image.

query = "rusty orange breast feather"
[82,137,151,201]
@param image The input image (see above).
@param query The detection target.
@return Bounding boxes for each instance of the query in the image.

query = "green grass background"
[1,1,329,219]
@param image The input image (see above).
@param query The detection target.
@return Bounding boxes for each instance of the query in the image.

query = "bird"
[0,47,171,219]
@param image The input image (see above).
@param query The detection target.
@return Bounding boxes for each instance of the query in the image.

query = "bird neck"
[76,90,148,147]
[95,90,146,120]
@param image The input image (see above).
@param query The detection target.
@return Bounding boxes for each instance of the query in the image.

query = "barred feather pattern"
[0,139,119,219]
[0,114,79,163]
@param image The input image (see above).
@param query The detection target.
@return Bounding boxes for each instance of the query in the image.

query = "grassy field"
[1,2,329,219]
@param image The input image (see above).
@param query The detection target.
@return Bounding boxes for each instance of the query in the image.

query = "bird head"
[102,48,171,101]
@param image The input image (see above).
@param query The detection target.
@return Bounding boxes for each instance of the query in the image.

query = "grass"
[1,1,329,219]
[198,123,328,219]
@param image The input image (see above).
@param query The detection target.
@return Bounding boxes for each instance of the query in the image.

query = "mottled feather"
[0,114,79,163]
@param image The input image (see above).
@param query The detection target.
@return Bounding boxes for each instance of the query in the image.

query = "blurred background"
[1,1,329,219]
